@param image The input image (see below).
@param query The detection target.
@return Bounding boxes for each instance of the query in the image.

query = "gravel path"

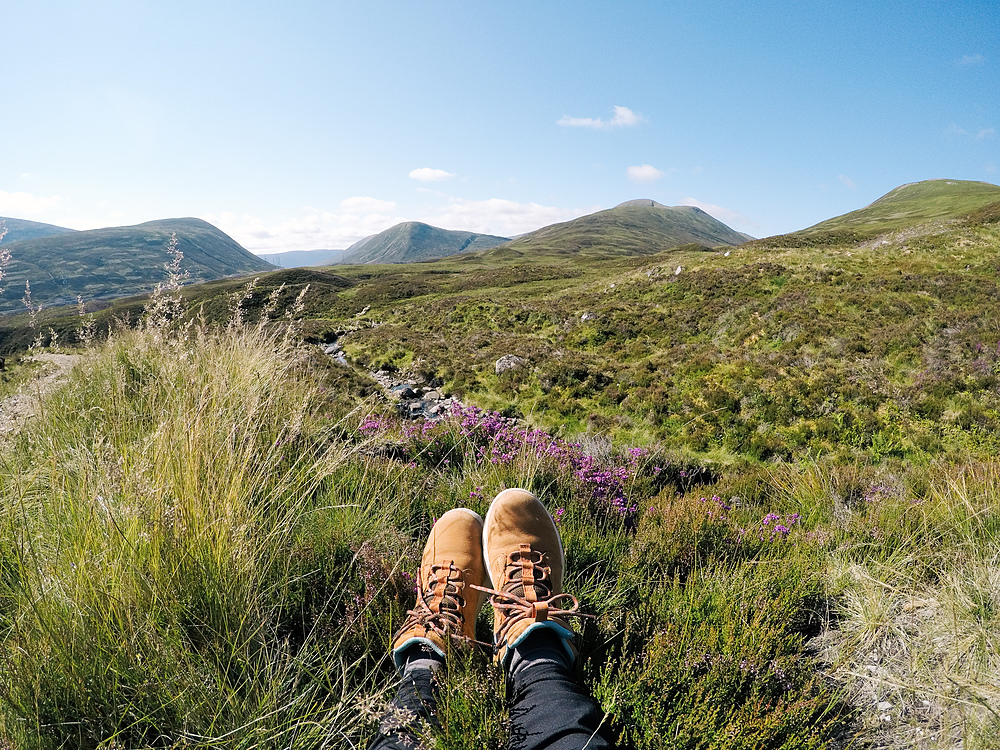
[0,352,79,438]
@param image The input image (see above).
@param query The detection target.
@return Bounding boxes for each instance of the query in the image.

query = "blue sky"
[2,0,997,254]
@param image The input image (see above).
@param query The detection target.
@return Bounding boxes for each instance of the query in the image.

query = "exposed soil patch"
[0,352,80,438]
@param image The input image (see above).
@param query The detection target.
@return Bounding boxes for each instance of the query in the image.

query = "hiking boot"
[391,508,488,672]
[474,488,586,671]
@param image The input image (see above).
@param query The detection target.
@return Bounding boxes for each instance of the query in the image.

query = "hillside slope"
[0,217,273,314]
[339,222,510,264]
[488,201,753,259]
[0,217,76,244]
[797,178,1000,236]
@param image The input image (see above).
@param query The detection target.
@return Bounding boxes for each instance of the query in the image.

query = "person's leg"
[506,628,610,750]
[369,646,444,750]
[368,508,489,750]
[476,488,612,750]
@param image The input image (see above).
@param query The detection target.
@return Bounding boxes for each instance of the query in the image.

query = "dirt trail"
[0,352,80,438]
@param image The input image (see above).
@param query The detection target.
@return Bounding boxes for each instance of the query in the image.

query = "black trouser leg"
[368,657,442,750]
[507,660,611,750]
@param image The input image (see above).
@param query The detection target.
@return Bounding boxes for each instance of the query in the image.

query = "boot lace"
[398,561,490,647]
[471,544,592,646]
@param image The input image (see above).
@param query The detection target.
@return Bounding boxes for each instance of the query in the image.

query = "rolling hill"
[338,222,510,264]
[485,200,753,259]
[793,178,1000,237]
[0,217,273,314]
[0,216,76,244]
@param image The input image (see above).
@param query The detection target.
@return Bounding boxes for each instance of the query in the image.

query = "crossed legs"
[369,489,610,750]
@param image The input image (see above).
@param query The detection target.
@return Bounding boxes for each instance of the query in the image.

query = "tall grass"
[804,460,1000,749]
[0,315,398,747]
[2,307,998,747]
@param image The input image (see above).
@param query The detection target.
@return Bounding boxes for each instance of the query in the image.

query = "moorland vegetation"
[0,179,998,748]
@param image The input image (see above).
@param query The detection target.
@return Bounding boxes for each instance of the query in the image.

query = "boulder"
[390,384,417,400]
[495,354,528,375]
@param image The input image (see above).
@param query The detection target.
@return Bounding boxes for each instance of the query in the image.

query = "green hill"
[0,216,76,244]
[485,200,753,259]
[794,178,1000,238]
[0,217,273,314]
[339,222,509,264]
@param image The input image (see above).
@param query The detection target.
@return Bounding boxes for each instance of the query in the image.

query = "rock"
[322,342,341,355]
[425,390,441,400]
[495,354,528,375]
[876,701,893,711]
[390,385,417,400]
[581,312,597,322]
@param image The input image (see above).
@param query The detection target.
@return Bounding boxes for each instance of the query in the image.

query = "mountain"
[485,200,753,259]
[338,222,510,264]
[256,248,348,268]
[0,217,274,314]
[795,179,1000,237]
[0,217,76,244]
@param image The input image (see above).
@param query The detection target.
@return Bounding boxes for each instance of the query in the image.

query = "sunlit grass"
[4,316,1000,747]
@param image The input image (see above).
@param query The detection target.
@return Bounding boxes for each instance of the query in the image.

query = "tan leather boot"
[391,508,488,672]
[475,488,585,670]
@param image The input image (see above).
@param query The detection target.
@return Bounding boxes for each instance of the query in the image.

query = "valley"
[0,179,998,748]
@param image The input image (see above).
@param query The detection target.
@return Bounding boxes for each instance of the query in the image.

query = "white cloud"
[206,200,406,254]
[957,53,985,67]
[206,196,601,254]
[945,123,995,141]
[409,167,456,182]
[679,198,758,231]
[558,115,603,129]
[609,105,641,127]
[0,190,62,217]
[558,105,644,130]
[422,198,599,238]
[627,164,664,184]
[838,174,857,190]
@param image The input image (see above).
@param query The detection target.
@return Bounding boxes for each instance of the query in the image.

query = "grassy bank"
[0,313,997,748]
